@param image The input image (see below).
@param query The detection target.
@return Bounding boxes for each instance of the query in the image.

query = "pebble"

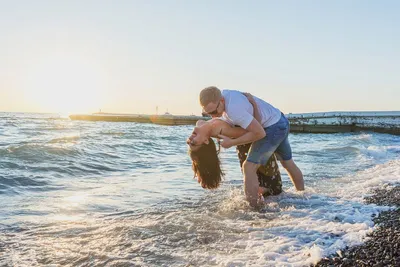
[314,185,400,267]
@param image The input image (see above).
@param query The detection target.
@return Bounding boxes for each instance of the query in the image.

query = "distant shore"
[69,111,400,135]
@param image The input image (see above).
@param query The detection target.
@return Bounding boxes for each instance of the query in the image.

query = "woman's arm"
[244,93,262,124]
[209,119,247,139]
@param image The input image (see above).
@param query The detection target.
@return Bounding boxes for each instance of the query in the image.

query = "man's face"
[202,99,224,118]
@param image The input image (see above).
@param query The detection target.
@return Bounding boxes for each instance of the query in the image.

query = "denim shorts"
[246,113,292,164]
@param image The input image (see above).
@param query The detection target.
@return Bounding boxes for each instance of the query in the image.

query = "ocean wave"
[48,136,80,144]
[0,175,49,190]
[324,146,361,153]
[350,133,372,140]
[356,145,400,162]
[99,131,125,136]
[3,121,18,127]
[328,159,400,200]
[1,143,81,160]
[29,125,72,131]
[79,162,119,173]
[0,114,68,121]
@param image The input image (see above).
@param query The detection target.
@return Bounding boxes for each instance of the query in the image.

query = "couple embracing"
[187,86,304,207]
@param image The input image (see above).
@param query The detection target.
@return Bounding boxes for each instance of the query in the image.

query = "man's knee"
[280,159,294,170]
[243,160,260,174]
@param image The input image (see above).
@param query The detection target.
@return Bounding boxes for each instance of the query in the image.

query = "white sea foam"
[351,133,372,140]
[190,160,400,266]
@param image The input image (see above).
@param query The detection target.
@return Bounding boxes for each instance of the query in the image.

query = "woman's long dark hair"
[188,138,224,189]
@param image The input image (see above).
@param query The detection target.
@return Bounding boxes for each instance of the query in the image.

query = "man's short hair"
[199,86,221,106]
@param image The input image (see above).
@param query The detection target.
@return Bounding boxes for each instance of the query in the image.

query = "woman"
[187,118,282,197]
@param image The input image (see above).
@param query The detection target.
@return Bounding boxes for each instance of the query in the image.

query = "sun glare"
[22,55,107,114]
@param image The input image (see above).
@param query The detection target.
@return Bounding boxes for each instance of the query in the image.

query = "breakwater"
[287,111,399,135]
[69,111,400,135]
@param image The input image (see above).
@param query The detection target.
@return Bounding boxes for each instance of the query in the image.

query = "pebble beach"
[315,185,400,267]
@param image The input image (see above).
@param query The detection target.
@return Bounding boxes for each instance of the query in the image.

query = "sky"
[0,0,399,115]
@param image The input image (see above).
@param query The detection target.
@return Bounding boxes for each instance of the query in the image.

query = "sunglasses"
[205,101,220,115]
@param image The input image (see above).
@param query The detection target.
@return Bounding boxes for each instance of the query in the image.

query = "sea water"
[0,112,399,266]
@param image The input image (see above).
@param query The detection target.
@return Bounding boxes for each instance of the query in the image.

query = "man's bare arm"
[219,119,265,148]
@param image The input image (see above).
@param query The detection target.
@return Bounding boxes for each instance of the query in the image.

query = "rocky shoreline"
[315,185,400,267]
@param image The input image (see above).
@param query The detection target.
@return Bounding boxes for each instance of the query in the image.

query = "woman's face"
[187,121,210,151]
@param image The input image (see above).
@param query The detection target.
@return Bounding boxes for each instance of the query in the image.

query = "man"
[199,86,304,207]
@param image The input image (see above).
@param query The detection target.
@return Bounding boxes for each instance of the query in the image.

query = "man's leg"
[236,144,282,197]
[237,144,263,205]
[280,159,304,191]
[243,124,287,206]
[273,114,305,191]
[242,160,261,207]
[243,140,278,206]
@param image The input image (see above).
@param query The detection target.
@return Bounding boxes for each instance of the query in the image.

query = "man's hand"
[217,134,235,149]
